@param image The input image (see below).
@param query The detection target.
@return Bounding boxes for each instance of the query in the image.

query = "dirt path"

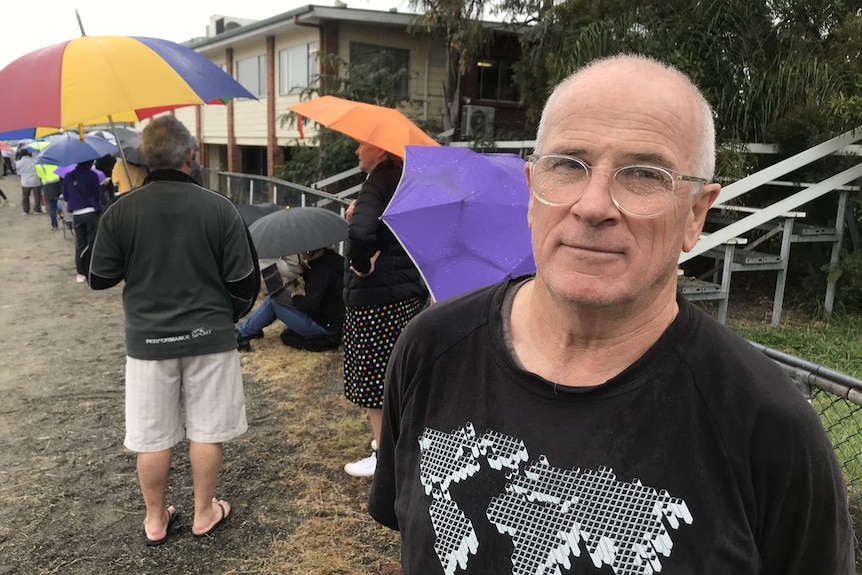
[0,175,401,575]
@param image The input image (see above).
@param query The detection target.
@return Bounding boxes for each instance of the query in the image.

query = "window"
[477,58,519,102]
[279,42,319,95]
[236,55,266,97]
[349,42,410,100]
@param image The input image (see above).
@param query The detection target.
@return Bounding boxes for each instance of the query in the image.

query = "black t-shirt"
[369,279,854,574]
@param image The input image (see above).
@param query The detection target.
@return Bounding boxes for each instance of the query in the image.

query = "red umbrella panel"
[0,35,256,133]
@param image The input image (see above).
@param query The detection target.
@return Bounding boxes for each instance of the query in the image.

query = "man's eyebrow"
[548,149,677,168]
[624,151,675,168]
[549,148,588,157]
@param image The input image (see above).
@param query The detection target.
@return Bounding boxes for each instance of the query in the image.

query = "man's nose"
[569,171,619,221]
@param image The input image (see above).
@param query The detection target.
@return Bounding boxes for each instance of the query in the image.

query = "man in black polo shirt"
[90,116,259,546]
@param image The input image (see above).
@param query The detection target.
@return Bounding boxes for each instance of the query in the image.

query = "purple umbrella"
[55,164,107,183]
[382,146,535,302]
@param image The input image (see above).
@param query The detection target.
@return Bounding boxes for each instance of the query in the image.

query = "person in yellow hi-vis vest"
[35,162,61,231]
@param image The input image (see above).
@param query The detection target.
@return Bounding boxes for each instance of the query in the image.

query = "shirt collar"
[143,169,197,185]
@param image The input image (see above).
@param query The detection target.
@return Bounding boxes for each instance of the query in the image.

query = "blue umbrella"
[382,146,536,302]
[36,133,118,166]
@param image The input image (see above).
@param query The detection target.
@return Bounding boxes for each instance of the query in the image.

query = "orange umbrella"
[288,96,438,158]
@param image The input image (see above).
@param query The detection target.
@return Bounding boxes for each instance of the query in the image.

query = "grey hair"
[535,54,716,181]
[140,116,194,171]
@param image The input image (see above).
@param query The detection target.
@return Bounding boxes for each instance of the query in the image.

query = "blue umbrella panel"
[37,133,118,166]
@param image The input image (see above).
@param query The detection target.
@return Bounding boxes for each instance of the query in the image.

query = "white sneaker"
[371,439,378,452]
[75,274,86,283]
[344,452,377,477]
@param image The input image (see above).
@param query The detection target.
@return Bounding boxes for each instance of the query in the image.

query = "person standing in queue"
[342,141,427,478]
[89,115,259,545]
[62,160,103,283]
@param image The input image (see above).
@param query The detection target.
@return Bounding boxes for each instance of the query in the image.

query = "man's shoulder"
[404,281,505,346]
[677,300,817,423]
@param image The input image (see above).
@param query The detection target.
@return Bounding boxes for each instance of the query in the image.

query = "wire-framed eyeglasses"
[526,154,708,218]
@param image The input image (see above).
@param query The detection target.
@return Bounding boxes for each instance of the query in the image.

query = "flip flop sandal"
[144,506,180,547]
[194,500,230,537]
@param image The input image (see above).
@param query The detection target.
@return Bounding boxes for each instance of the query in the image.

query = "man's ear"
[682,183,721,252]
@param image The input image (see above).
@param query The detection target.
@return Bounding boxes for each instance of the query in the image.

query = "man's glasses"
[526,154,708,218]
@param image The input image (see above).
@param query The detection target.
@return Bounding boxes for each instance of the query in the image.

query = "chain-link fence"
[749,342,862,567]
[817,390,862,559]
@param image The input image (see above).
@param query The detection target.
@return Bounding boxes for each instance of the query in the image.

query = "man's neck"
[509,279,678,387]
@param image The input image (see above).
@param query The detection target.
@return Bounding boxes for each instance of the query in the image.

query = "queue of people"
[4,134,153,281]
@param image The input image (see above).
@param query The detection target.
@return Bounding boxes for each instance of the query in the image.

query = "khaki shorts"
[124,350,248,453]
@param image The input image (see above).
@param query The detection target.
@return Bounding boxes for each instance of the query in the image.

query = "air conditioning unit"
[208,15,258,37]
[462,105,495,138]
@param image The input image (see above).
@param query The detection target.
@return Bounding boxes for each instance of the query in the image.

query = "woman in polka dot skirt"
[342,141,427,478]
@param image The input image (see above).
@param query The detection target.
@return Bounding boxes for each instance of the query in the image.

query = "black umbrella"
[119,144,146,166]
[238,202,282,227]
[249,207,348,258]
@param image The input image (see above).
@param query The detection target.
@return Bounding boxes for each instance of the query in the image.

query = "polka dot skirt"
[343,297,423,409]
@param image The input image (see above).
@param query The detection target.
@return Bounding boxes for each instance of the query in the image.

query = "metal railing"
[204,169,353,215]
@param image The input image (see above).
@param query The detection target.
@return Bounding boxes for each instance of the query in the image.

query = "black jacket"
[344,160,426,307]
[292,249,345,331]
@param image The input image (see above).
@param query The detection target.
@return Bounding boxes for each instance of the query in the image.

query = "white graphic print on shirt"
[419,423,692,575]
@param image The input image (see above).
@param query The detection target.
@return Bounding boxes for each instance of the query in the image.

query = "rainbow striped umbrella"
[0,35,255,133]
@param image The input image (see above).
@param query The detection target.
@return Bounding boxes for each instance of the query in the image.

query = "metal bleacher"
[680,129,862,325]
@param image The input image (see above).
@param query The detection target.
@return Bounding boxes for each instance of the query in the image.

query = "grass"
[238,324,403,575]
[729,313,862,379]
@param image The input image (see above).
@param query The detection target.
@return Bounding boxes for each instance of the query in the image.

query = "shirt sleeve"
[348,181,387,274]
[89,205,125,290]
[368,318,420,531]
[223,210,260,321]
[291,261,328,314]
[752,399,855,574]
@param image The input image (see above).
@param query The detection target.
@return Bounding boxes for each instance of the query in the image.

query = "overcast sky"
[0,0,404,71]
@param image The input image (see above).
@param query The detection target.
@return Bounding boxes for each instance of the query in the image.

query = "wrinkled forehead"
[544,63,702,164]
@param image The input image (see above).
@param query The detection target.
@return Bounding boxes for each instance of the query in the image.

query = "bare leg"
[138,449,172,537]
[369,407,383,446]
[189,441,229,534]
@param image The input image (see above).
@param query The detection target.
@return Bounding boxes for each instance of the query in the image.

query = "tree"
[277,52,423,189]
[506,0,862,153]
[407,0,495,137]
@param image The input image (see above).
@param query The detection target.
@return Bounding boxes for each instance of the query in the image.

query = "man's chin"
[539,274,630,309]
